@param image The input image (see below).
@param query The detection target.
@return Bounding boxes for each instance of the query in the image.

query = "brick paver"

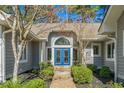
[50,67,76,88]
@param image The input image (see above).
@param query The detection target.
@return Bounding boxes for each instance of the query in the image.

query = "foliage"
[0,78,45,88]
[108,81,123,88]
[39,61,54,80]
[31,69,39,74]
[23,79,45,88]
[0,80,21,88]
[99,66,111,78]
[40,67,54,80]
[87,64,97,72]
[68,5,107,23]
[71,65,93,84]
[39,61,53,70]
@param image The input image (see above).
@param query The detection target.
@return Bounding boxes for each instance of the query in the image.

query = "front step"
[54,66,71,72]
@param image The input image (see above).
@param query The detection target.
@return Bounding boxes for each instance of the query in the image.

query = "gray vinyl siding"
[91,42,103,68]
[5,32,32,79]
[102,41,114,72]
[31,41,40,69]
[117,11,124,79]
[93,57,103,68]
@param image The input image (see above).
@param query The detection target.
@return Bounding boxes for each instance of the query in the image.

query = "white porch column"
[41,40,47,62]
[0,25,5,82]
[70,47,73,66]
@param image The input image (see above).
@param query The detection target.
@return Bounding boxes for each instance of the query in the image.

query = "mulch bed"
[76,73,114,88]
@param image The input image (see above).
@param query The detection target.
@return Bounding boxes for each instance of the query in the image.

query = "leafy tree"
[67,5,107,65]
[0,5,58,82]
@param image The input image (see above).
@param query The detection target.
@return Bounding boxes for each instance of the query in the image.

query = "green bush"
[39,61,53,70]
[108,81,123,88]
[99,66,111,78]
[87,64,97,72]
[23,79,45,88]
[71,65,93,84]
[0,80,21,88]
[40,67,54,80]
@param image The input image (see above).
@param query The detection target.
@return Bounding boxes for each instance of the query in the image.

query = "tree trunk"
[12,59,19,82]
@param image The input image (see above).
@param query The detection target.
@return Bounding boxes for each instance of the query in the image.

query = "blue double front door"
[54,48,70,66]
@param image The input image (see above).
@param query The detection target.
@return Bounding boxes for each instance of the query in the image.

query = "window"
[73,48,77,61]
[106,41,115,60]
[47,48,51,60]
[92,43,101,57]
[55,37,70,45]
[20,44,28,63]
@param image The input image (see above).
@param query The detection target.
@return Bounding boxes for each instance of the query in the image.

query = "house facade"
[0,5,124,83]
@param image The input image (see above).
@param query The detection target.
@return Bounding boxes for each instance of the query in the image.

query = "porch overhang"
[99,6,124,35]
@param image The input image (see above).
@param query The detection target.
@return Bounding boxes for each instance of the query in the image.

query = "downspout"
[1,30,12,82]
[106,36,117,82]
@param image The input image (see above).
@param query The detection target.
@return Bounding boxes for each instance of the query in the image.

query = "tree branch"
[23,6,38,39]
[0,10,13,28]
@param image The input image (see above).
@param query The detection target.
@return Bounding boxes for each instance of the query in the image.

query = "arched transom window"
[55,37,70,45]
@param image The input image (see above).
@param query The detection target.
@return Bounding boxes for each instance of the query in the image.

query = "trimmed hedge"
[87,64,97,72]
[71,65,93,84]
[99,66,111,78]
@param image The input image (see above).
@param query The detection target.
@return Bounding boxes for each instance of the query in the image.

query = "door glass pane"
[56,49,60,64]
[64,49,68,64]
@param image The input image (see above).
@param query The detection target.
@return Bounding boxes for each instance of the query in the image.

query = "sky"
[54,5,107,23]
[19,5,107,23]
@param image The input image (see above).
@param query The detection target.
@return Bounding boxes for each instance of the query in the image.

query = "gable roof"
[99,5,124,35]
[31,23,104,41]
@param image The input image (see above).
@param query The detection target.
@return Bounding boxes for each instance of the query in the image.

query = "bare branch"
[15,6,23,41]
[23,6,38,39]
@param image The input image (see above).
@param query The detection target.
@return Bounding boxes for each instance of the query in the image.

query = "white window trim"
[105,40,114,61]
[91,43,101,57]
[20,43,28,63]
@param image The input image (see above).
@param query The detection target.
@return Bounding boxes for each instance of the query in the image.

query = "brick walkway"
[50,67,76,88]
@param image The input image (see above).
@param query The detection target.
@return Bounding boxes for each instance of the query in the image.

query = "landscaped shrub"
[0,80,21,88]
[108,81,123,88]
[87,64,97,72]
[39,61,53,70]
[99,66,111,78]
[40,67,54,80]
[71,65,93,84]
[23,79,45,88]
